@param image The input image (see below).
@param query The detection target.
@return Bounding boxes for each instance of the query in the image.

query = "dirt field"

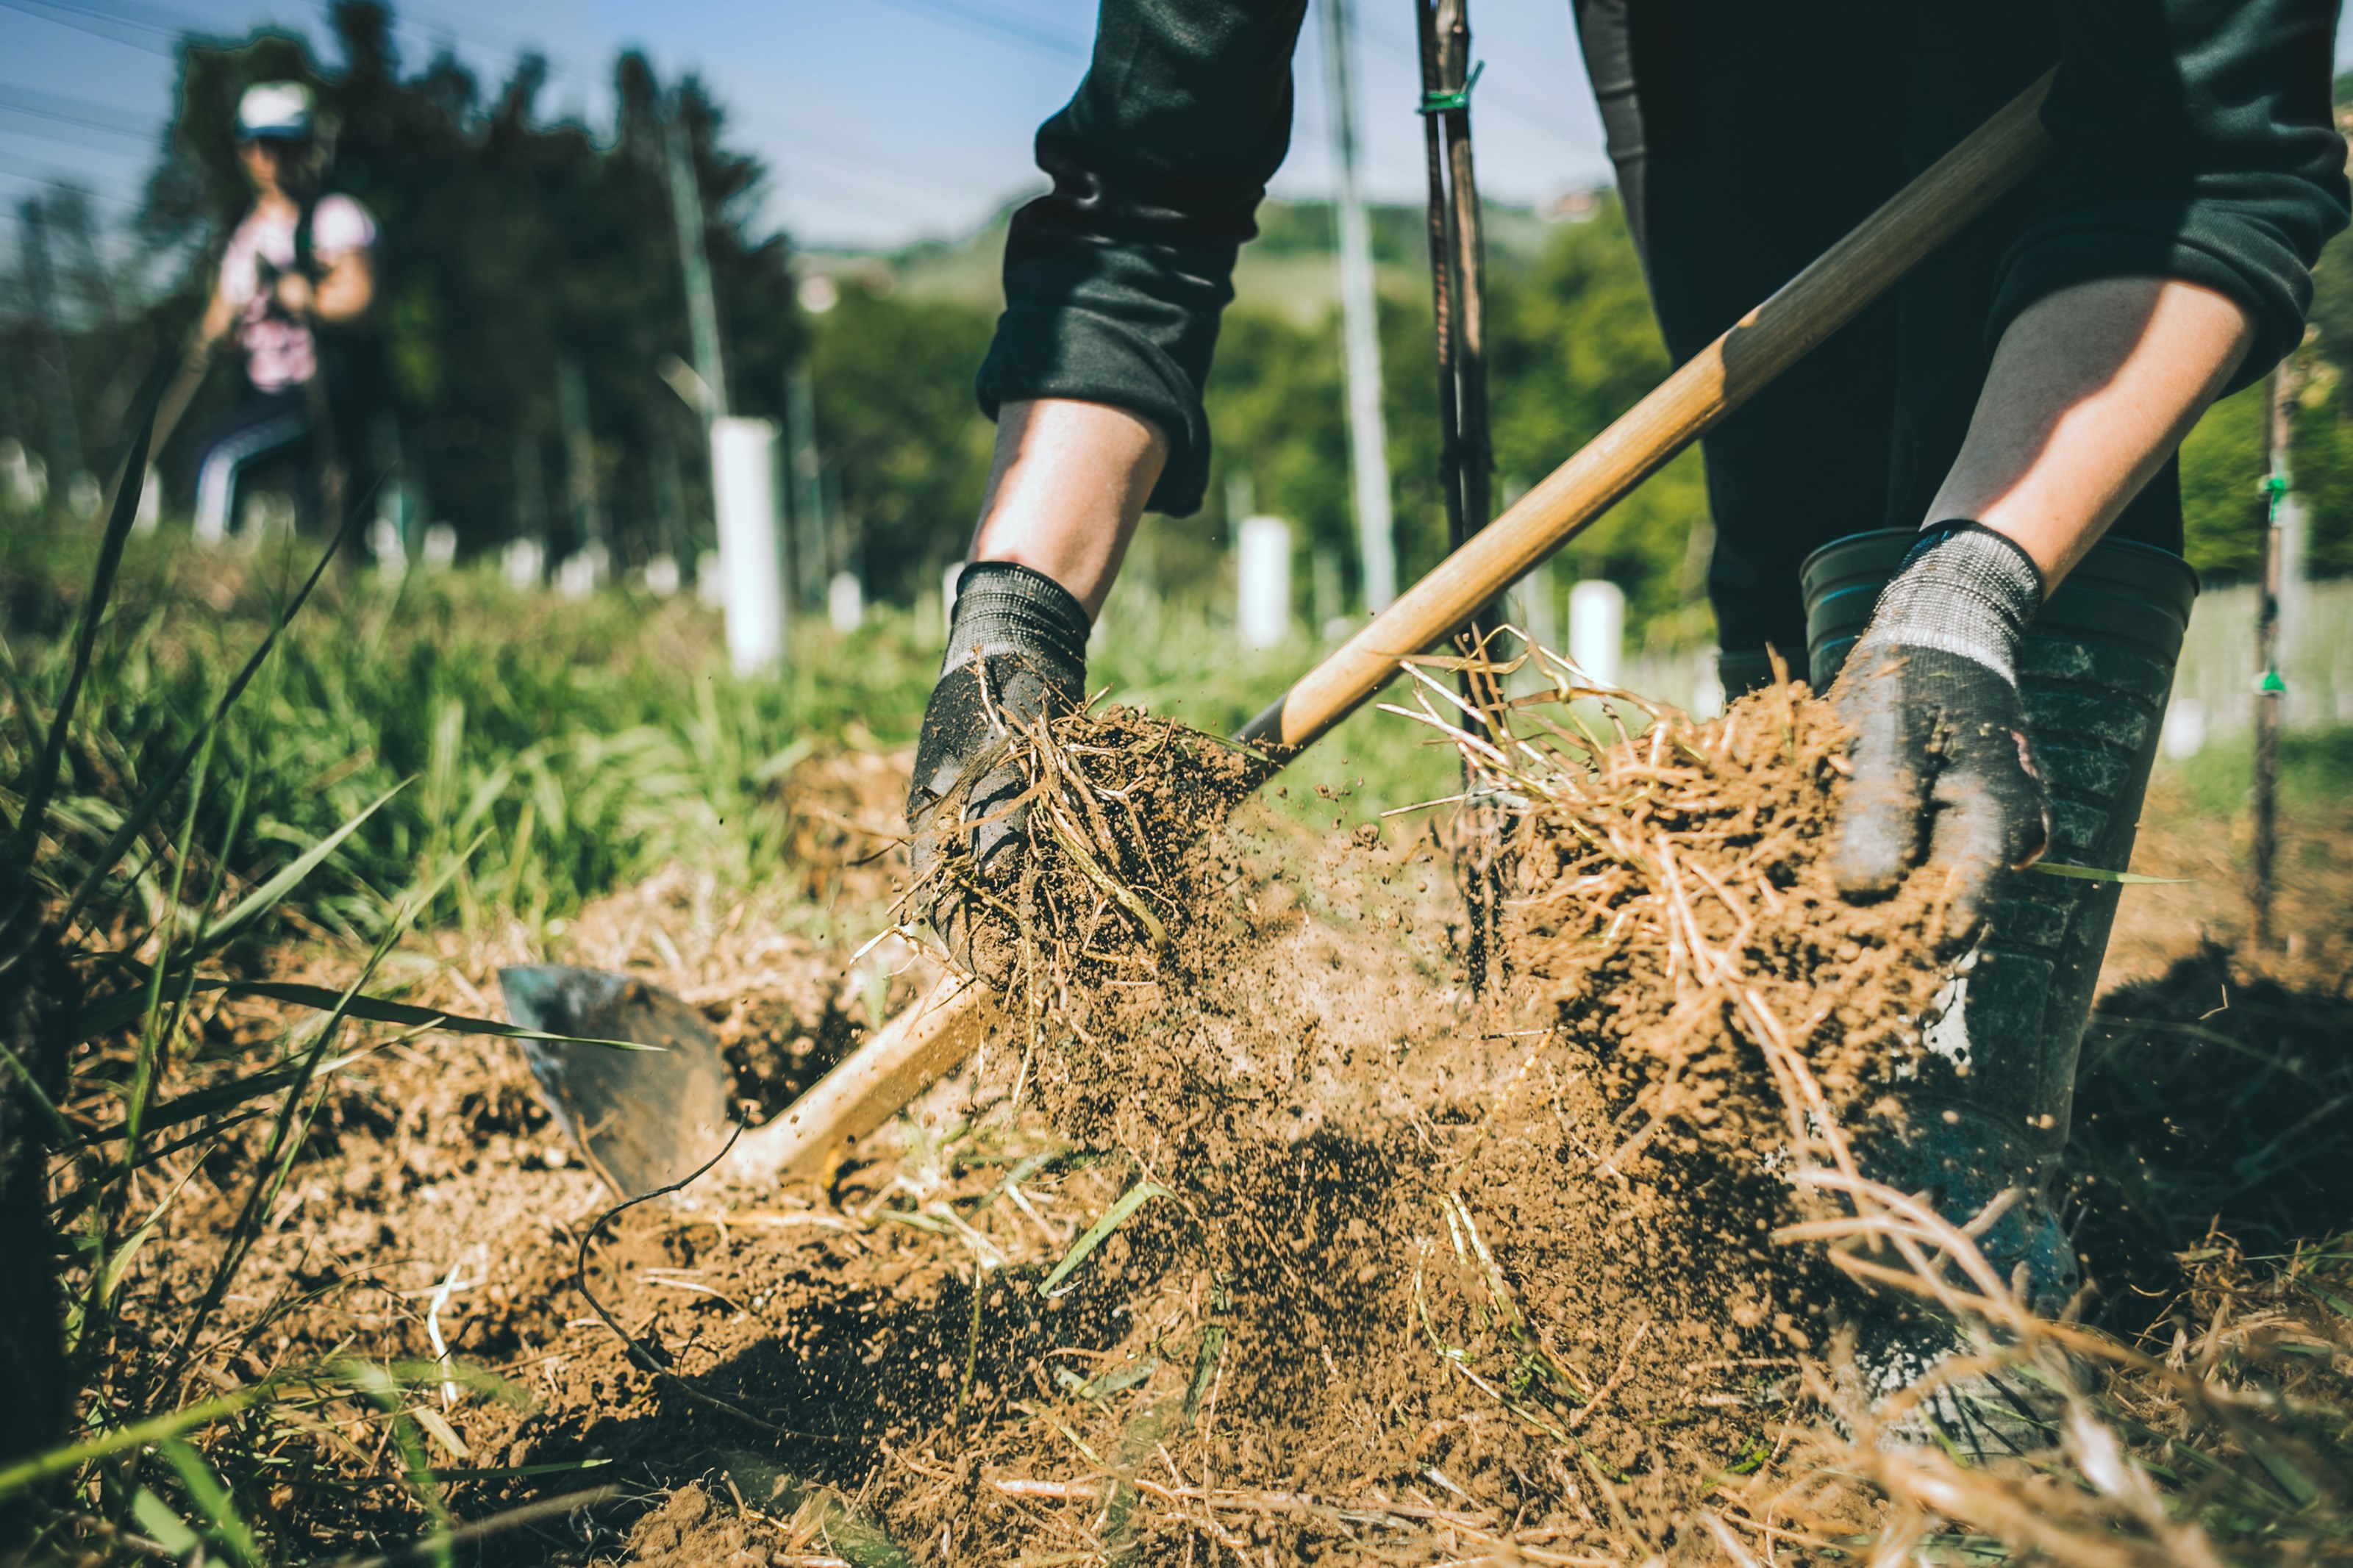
[108,707,2353,1567]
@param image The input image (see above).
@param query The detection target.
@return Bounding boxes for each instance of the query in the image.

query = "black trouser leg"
[1568,1,2185,690]
[1571,0,1907,679]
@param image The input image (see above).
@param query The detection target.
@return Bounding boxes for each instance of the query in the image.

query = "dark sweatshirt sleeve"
[976,0,1310,516]
[1990,0,2350,391]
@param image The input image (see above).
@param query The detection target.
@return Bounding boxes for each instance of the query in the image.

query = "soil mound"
[93,687,2353,1567]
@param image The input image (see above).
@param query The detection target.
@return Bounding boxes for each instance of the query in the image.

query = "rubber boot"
[1802,531,2197,1445]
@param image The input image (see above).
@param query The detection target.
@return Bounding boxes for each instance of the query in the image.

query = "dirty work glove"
[907,562,1090,901]
[1830,522,2051,950]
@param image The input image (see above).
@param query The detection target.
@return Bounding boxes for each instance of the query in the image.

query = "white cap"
[235,82,315,143]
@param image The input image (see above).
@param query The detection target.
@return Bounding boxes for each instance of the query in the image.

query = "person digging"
[904,0,2347,1450]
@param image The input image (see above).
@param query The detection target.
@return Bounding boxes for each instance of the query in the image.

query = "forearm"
[968,398,1168,620]
[1926,276,2253,587]
[313,254,373,323]
[979,0,1305,518]
[197,286,238,349]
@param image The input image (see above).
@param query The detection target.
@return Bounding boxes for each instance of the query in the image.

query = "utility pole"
[17,198,85,493]
[785,362,826,607]
[665,90,729,420]
[1318,0,1396,615]
[556,356,608,568]
[667,82,786,664]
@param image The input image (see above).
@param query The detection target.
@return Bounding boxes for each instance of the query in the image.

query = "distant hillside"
[799,194,1597,326]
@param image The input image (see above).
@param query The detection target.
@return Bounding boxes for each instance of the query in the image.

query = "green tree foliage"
[804,285,997,602]
[1186,196,1704,640]
[1487,198,1709,644]
[2179,380,2268,581]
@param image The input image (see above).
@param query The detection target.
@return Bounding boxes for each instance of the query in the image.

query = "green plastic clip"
[1418,60,1484,115]
[2262,469,2290,526]
[2257,667,2288,695]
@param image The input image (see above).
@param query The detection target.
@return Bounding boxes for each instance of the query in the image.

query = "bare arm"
[273,250,374,327]
[309,249,374,323]
[196,272,240,349]
[966,397,1168,620]
[1926,275,2254,584]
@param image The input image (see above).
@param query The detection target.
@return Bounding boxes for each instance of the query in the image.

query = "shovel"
[510,76,2054,1198]
[499,964,734,1198]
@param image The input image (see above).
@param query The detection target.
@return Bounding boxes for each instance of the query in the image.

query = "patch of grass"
[2157,726,2353,820]
[4,523,939,947]
[5,520,1464,962]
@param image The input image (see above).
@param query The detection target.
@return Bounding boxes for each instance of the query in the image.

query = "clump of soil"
[910,703,1274,1025]
[1504,679,1952,1167]
[832,683,1945,1558]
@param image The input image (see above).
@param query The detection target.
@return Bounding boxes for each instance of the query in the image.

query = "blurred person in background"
[177,81,376,544]
[902,1,2347,1445]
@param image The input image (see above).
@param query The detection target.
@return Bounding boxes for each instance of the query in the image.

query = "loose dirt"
[111,689,2353,1565]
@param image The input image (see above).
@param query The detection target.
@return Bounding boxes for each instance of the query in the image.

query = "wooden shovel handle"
[1240,71,2051,748]
[751,72,2052,1185]
[729,973,999,1181]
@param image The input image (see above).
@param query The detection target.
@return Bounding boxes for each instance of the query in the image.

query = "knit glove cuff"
[943,561,1091,683]
[1854,522,2044,687]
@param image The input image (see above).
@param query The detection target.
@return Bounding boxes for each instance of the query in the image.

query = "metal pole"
[1318,0,1396,615]
[2251,363,2290,948]
[1417,0,1501,986]
[1435,2,1493,563]
[1415,2,1464,557]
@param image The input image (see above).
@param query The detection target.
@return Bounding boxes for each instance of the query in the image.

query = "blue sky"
[1,0,1645,252]
[5,0,2353,255]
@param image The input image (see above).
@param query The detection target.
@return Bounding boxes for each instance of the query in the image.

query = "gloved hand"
[907,562,1091,911]
[1829,522,2051,950]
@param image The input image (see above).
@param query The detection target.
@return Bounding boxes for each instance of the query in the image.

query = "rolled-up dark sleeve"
[1990,0,2350,391]
[976,0,1309,516]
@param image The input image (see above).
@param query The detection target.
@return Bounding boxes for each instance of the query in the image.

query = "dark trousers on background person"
[1571,0,2185,680]
[190,385,313,543]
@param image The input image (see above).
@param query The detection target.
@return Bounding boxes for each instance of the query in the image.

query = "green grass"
[4,520,1463,959]
[2157,727,2353,820]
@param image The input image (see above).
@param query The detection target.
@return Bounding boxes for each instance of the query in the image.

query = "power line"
[0,82,160,142]
[0,156,143,206]
[724,104,998,201]
[860,0,1088,66]
[0,0,181,56]
[0,120,154,161]
[1349,7,1588,156]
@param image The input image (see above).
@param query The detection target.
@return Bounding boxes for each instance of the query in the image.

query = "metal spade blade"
[499,965,734,1199]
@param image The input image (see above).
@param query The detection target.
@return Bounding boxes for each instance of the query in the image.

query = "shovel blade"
[499,965,734,1200]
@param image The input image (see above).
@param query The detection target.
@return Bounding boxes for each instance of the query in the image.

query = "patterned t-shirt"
[218,193,376,394]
